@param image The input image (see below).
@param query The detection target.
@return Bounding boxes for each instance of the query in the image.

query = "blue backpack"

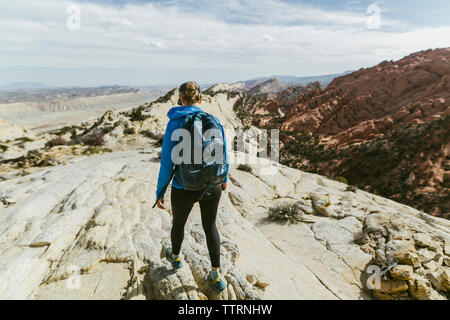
[153,111,227,206]
[175,111,227,190]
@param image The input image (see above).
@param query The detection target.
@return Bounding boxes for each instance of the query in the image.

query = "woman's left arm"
[220,123,229,184]
[155,123,176,201]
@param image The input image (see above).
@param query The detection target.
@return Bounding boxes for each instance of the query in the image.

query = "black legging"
[170,185,222,268]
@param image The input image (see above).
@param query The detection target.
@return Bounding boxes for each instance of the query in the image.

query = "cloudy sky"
[0,0,449,87]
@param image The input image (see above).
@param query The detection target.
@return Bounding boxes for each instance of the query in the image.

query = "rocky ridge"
[0,87,449,300]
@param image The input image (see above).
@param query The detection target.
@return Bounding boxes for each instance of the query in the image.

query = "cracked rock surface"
[1,148,448,300]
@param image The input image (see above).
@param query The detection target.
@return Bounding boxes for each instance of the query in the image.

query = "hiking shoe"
[208,272,226,293]
[165,248,182,269]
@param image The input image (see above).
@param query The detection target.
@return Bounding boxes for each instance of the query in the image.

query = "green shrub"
[264,203,303,225]
[129,105,148,122]
[101,125,116,135]
[336,176,349,185]
[16,136,34,142]
[237,164,253,173]
[123,127,136,135]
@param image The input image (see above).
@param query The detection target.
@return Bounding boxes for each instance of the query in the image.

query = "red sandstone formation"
[236,48,450,218]
[282,49,450,145]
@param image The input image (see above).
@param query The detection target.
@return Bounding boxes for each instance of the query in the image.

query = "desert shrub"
[129,105,148,122]
[0,144,8,152]
[140,130,164,146]
[78,129,105,146]
[4,149,60,168]
[237,164,253,173]
[83,146,113,155]
[46,136,68,148]
[38,157,59,167]
[137,266,149,274]
[53,125,76,136]
[264,203,303,225]
[16,136,34,142]
[123,127,136,135]
[353,231,368,245]
[101,125,116,135]
[336,176,349,185]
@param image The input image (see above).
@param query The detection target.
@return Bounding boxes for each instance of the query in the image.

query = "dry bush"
[237,164,253,173]
[78,129,105,146]
[264,203,304,225]
[46,136,68,148]
[83,146,113,155]
[140,130,164,146]
[123,127,136,135]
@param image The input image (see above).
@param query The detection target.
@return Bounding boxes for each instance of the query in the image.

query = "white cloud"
[261,34,275,42]
[0,0,448,85]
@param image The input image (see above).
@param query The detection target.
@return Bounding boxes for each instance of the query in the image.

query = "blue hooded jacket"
[155,105,229,200]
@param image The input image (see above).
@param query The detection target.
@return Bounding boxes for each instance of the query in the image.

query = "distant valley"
[0,85,171,134]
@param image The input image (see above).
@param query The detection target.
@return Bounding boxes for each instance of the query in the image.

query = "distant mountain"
[207,78,305,97]
[0,82,52,91]
[246,71,354,87]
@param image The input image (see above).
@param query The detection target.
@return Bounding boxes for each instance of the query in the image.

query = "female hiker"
[155,81,229,293]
